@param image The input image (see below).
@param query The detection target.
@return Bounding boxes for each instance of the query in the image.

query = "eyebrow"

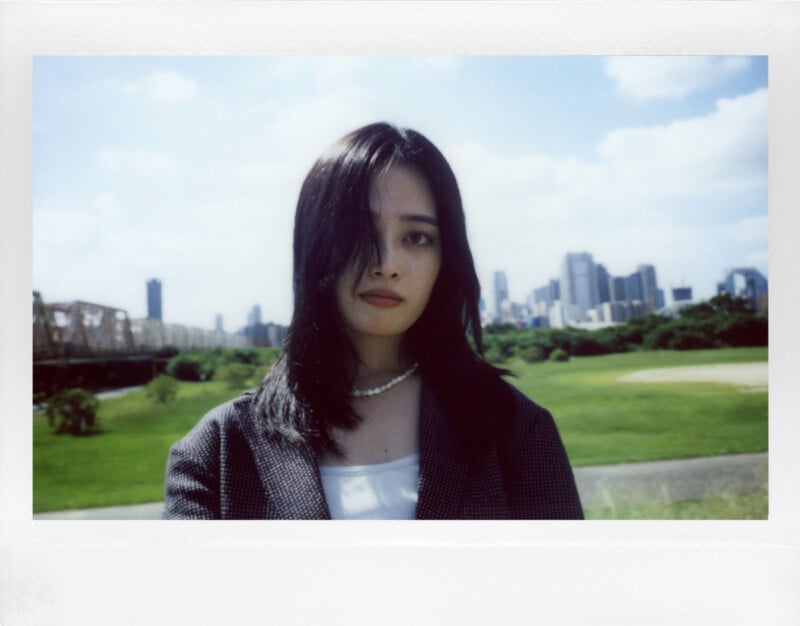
[400,214,439,227]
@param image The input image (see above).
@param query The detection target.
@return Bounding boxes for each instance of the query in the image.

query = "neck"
[349,334,410,380]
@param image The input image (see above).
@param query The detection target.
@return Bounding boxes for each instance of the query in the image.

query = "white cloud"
[596,88,767,202]
[604,56,752,101]
[96,148,182,177]
[122,71,199,106]
[444,88,767,303]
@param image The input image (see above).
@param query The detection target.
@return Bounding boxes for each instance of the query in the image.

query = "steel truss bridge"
[33,291,247,362]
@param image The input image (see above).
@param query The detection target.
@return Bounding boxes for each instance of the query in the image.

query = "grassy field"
[33,347,767,513]
[584,491,768,520]
[506,346,768,467]
[33,381,242,512]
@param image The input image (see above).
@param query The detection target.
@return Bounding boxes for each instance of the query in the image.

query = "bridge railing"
[33,292,248,361]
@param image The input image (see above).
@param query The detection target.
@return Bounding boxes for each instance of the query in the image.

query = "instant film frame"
[3,2,799,625]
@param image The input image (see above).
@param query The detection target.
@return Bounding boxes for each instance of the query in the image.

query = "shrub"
[166,353,212,381]
[483,333,518,364]
[668,329,717,351]
[145,374,179,403]
[215,362,255,389]
[45,388,99,436]
[549,348,570,362]
[717,315,768,347]
[484,344,505,365]
[521,345,547,363]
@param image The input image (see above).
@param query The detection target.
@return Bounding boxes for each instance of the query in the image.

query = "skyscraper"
[637,264,659,313]
[625,272,643,303]
[247,305,262,327]
[215,314,224,332]
[493,271,508,323]
[147,279,162,321]
[609,276,627,302]
[560,252,598,323]
[595,263,610,304]
[717,268,768,312]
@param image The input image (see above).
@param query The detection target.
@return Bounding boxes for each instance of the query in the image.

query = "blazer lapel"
[416,378,471,519]
[234,396,331,520]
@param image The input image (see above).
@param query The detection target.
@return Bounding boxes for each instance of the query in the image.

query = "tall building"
[147,279,162,321]
[656,288,665,310]
[531,278,560,318]
[596,263,611,304]
[625,272,643,303]
[637,264,660,312]
[247,305,262,327]
[717,268,768,313]
[560,252,598,323]
[215,314,224,333]
[493,271,509,323]
[609,276,627,303]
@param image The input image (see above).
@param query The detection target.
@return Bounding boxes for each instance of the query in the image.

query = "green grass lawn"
[506,347,767,467]
[33,347,767,513]
[585,491,768,520]
[33,381,243,512]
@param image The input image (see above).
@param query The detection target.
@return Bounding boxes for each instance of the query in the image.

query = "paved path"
[32,452,767,519]
[572,451,767,509]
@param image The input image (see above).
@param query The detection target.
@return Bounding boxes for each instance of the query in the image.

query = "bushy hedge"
[214,362,256,389]
[166,346,280,382]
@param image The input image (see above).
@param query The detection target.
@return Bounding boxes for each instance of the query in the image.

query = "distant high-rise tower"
[625,272,644,303]
[493,271,509,323]
[609,276,627,302]
[560,252,598,323]
[147,279,162,321]
[215,314,224,332]
[248,305,262,327]
[595,263,610,304]
[637,264,659,313]
[717,268,768,313]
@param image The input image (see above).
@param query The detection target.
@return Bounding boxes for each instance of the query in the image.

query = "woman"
[163,122,583,519]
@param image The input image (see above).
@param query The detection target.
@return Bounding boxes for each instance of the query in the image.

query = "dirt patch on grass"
[618,362,767,391]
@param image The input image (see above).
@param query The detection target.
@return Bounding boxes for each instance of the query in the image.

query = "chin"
[347,318,415,340]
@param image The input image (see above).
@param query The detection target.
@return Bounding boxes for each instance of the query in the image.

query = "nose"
[369,239,400,279]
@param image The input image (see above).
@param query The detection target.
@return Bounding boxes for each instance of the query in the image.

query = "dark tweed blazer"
[163,378,584,519]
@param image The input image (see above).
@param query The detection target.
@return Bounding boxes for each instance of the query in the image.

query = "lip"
[359,289,404,308]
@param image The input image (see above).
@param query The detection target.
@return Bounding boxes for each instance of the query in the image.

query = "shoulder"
[163,392,260,519]
[495,381,584,519]
[170,392,256,456]
[494,379,556,447]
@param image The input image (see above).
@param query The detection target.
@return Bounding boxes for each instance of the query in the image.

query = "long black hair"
[253,122,515,458]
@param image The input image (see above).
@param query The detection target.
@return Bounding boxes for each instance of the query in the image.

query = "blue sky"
[33,56,768,329]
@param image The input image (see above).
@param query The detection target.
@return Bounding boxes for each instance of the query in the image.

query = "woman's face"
[336,164,442,344]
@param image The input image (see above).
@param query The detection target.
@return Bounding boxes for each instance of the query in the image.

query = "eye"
[405,231,436,247]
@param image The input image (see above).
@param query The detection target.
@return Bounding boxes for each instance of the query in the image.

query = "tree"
[46,388,100,436]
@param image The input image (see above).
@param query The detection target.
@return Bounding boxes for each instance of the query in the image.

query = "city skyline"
[33,56,768,328]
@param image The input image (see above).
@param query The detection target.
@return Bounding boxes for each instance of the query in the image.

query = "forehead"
[369,164,437,218]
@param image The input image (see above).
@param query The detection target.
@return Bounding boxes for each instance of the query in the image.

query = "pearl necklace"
[349,363,419,398]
